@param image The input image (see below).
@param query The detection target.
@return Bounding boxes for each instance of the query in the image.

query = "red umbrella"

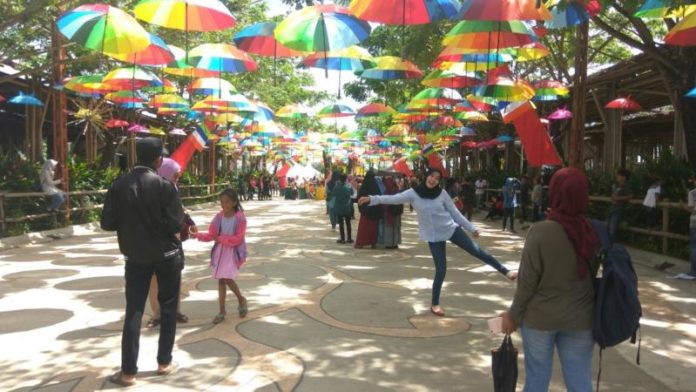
[0,94,5,102]
[605,97,642,111]
[106,119,130,128]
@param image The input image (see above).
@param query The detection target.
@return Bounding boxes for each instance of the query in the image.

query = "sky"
[263,0,360,131]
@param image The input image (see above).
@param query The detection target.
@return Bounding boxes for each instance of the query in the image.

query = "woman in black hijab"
[355,170,383,248]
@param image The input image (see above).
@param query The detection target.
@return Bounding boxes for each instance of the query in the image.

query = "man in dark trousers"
[101,137,185,386]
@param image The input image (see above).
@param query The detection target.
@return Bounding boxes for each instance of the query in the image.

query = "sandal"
[238,298,248,318]
[146,318,160,328]
[176,312,189,323]
[212,313,225,324]
[109,371,136,387]
[157,362,177,376]
[430,306,445,317]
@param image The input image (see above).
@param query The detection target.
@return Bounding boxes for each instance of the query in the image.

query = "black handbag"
[491,334,518,392]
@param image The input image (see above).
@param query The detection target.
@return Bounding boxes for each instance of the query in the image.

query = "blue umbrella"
[685,86,696,98]
[496,134,514,142]
[459,126,476,136]
[9,92,44,106]
[546,2,589,30]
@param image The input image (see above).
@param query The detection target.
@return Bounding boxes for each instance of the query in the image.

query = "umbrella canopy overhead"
[349,0,461,25]
[545,1,590,29]
[9,92,44,106]
[412,87,463,105]
[547,107,573,120]
[134,0,236,31]
[105,33,174,66]
[300,46,376,71]
[665,10,696,46]
[63,74,112,95]
[443,20,537,49]
[357,56,423,80]
[276,103,311,118]
[317,104,356,118]
[57,4,151,55]
[356,103,397,118]
[421,68,482,88]
[188,77,236,96]
[274,4,371,53]
[456,0,552,21]
[188,43,258,73]
[150,93,188,108]
[634,0,696,19]
[164,45,220,77]
[233,21,304,57]
[605,97,642,111]
[103,67,162,90]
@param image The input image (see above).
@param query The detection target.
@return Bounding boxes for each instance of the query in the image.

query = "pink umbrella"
[128,124,149,133]
[547,107,573,120]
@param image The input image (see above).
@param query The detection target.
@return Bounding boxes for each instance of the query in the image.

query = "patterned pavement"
[0,199,694,391]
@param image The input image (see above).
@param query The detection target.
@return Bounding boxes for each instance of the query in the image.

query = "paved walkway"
[0,199,694,391]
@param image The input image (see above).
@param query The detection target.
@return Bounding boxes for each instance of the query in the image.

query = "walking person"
[500,167,600,392]
[40,159,66,212]
[100,137,185,386]
[502,177,517,233]
[191,188,249,324]
[329,174,353,243]
[607,169,631,242]
[358,168,516,317]
[643,175,661,229]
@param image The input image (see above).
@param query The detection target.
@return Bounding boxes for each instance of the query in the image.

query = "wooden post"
[569,21,589,169]
[209,141,216,193]
[52,17,69,221]
[0,193,6,236]
[662,203,669,254]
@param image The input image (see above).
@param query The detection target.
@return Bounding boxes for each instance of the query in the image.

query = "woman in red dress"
[354,170,382,248]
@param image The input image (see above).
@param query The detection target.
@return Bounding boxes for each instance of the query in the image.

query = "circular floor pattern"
[51,255,121,266]
[0,309,73,333]
[3,268,79,281]
[0,253,55,262]
[54,276,123,291]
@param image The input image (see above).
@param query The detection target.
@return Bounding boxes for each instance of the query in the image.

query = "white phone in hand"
[488,317,503,333]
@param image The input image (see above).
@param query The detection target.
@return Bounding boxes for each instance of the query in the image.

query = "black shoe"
[336,239,346,244]
[346,239,354,244]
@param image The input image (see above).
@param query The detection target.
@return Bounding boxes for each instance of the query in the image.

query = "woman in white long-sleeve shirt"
[359,168,516,317]
[40,159,65,212]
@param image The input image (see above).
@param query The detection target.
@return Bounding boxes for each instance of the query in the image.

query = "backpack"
[590,220,641,390]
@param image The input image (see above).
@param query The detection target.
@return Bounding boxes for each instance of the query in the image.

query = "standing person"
[502,177,517,233]
[248,177,257,201]
[607,169,631,242]
[519,175,531,224]
[358,168,516,317]
[475,176,488,209]
[191,188,248,324]
[40,159,66,212]
[326,171,340,230]
[100,137,184,386]
[355,170,383,248]
[382,176,402,249]
[460,177,476,221]
[684,175,696,277]
[531,175,543,222]
[643,175,662,229]
[329,174,353,243]
[500,167,600,392]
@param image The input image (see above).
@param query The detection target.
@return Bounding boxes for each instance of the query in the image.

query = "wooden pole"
[52,10,69,220]
[569,21,589,169]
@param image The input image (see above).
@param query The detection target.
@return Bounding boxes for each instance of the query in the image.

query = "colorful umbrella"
[102,67,162,90]
[456,0,552,21]
[105,33,174,66]
[459,126,476,136]
[63,74,112,95]
[546,1,590,30]
[421,68,481,88]
[504,42,550,62]
[8,92,44,106]
[317,104,356,118]
[105,119,129,128]
[605,97,642,111]
[634,0,696,19]
[472,76,534,102]
[456,110,489,122]
[57,4,150,55]
[245,101,275,123]
[385,124,410,137]
[665,10,696,46]
[300,46,376,97]
[547,107,573,120]
[443,20,537,49]
[276,104,311,119]
[412,87,463,106]
[234,22,303,57]
[686,86,696,97]
[163,45,220,78]
[274,4,371,53]
[198,92,257,113]
[187,43,258,73]
[533,79,569,101]
[141,78,178,94]
[356,103,397,118]
[357,56,423,80]
[150,93,188,108]
[188,77,236,96]
[349,0,461,25]
[105,90,147,104]
[134,0,236,31]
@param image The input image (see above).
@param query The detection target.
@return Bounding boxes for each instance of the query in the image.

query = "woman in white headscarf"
[40,159,65,212]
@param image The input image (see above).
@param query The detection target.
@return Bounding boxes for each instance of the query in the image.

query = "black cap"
[136,137,164,165]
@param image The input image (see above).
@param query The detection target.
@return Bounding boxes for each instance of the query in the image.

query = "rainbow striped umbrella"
[356,103,397,118]
[546,1,590,29]
[149,93,188,108]
[197,92,257,113]
[188,77,236,96]
[134,0,235,31]
[443,20,537,49]
[666,10,696,46]
[276,103,311,119]
[234,22,303,57]
[421,69,481,88]
[317,104,356,118]
[533,79,569,101]
[357,56,423,80]
[163,45,220,77]
[456,110,489,122]
[301,46,376,71]
[634,0,696,18]
[472,76,534,102]
[244,101,275,123]
[57,4,150,55]
[188,43,257,73]
[412,87,463,106]
[105,33,174,66]
[349,0,461,25]
[103,67,162,90]
[141,78,178,94]
[385,124,410,137]
[63,74,112,95]
[502,42,549,62]
[456,0,551,21]
[105,91,147,104]
[274,4,371,53]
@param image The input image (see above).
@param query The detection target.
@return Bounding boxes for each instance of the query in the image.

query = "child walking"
[192,188,249,323]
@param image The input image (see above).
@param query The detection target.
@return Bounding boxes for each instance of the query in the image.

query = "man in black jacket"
[101,137,185,386]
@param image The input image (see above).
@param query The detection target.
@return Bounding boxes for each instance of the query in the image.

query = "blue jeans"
[521,325,594,392]
[48,192,65,211]
[690,228,696,276]
[607,210,621,243]
[427,227,509,305]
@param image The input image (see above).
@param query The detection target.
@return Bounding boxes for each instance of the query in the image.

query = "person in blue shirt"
[502,177,518,233]
[359,168,517,317]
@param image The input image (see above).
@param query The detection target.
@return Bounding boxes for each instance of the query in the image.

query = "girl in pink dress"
[192,188,248,323]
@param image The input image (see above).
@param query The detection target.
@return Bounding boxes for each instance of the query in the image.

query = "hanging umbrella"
[385,124,410,137]
[9,92,44,106]
[211,112,245,124]
[105,90,147,104]
[276,103,311,119]
[169,128,187,136]
[634,0,696,19]
[533,79,569,101]
[545,1,590,30]
[128,124,149,133]
[234,21,303,57]
[244,101,275,123]
[685,86,696,97]
[665,10,696,46]
[457,110,489,122]
[105,119,129,128]
[472,75,535,102]
[105,33,174,66]
[412,87,463,106]
[605,97,642,111]
[349,0,461,25]
[198,92,257,113]
[547,107,573,120]
[356,103,397,118]
[0,94,5,102]
[187,43,258,73]
[443,20,537,49]
[502,42,550,61]
[317,104,356,118]
[300,46,376,97]
[102,67,162,90]
[421,68,481,88]
[163,45,219,78]
[496,134,515,142]
[141,78,178,94]
[63,74,112,95]
[357,56,423,80]
[150,93,188,108]
[188,77,236,96]
[274,4,371,53]
[134,0,235,31]
[57,4,150,55]
[456,0,551,21]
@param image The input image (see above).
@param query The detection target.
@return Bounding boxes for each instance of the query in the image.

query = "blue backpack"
[591,220,641,390]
